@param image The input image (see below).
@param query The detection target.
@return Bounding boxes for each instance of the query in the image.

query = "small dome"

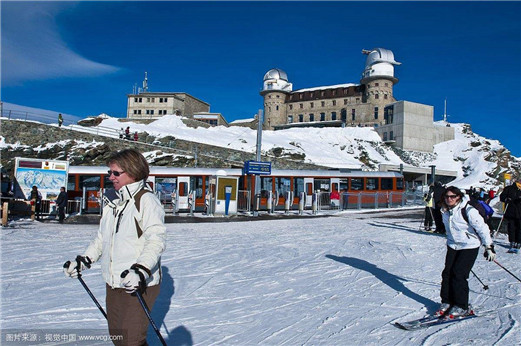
[263,68,288,82]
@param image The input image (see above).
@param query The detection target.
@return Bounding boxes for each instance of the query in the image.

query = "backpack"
[461,198,494,225]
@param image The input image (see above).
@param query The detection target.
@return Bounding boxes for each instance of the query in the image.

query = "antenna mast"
[143,72,148,92]
[443,98,448,122]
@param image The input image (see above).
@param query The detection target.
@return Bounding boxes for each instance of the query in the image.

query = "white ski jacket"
[84,180,166,288]
[442,196,493,250]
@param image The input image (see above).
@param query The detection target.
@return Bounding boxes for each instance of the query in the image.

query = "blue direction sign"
[244,161,271,175]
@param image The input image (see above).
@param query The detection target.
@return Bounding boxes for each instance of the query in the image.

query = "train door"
[177,176,190,209]
[304,178,314,207]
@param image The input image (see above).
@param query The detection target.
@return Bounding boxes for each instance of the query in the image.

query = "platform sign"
[244,161,271,175]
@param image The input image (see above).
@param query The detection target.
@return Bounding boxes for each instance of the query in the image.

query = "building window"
[341,109,347,122]
[352,109,356,121]
[383,132,388,141]
[158,110,162,115]
[137,110,141,114]
[375,94,379,99]
[375,83,379,87]
[147,98,150,102]
[310,102,314,108]
[356,98,360,103]
[309,114,314,122]
[385,83,388,87]
[384,106,394,124]
[320,113,325,121]
[133,110,137,114]
[332,90,336,96]
[384,94,388,99]
[134,98,138,102]
[163,110,167,114]
[321,101,325,107]
[390,131,394,140]
[288,115,293,123]
[300,103,303,109]
[276,105,279,111]
[289,105,293,110]
[321,91,325,97]
[331,112,337,120]
[344,99,348,105]
[276,95,280,98]
[299,94,303,100]
[299,114,303,122]
[374,107,379,119]
[310,92,314,98]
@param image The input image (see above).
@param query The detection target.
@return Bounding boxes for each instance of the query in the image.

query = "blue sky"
[2,1,520,156]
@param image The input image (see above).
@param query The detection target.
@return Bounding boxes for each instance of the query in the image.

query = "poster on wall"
[14,157,69,200]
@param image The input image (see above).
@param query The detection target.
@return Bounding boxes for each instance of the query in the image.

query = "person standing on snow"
[58,113,64,127]
[423,184,434,231]
[432,182,446,234]
[436,186,496,318]
[499,176,521,253]
[64,149,166,345]
[56,186,67,224]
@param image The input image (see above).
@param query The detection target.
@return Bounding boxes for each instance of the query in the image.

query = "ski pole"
[63,257,107,319]
[494,259,521,283]
[121,270,167,346]
[492,203,508,238]
[470,269,489,290]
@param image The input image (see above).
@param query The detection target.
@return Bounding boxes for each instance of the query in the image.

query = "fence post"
[357,193,362,210]
[2,202,8,226]
[374,192,379,209]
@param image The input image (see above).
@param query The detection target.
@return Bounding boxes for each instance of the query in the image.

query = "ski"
[394,313,477,330]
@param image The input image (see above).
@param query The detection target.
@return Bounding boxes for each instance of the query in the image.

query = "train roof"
[68,166,403,178]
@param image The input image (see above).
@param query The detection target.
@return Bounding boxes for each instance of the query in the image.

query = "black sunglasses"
[107,170,125,177]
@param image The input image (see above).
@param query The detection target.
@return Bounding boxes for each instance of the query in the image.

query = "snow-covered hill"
[95,115,520,190]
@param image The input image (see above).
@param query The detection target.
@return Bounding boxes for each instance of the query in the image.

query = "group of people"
[28,186,68,223]
[119,126,139,141]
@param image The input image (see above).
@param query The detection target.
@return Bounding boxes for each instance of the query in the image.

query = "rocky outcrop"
[0,119,325,173]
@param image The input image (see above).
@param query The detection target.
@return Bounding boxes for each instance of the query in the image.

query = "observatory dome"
[263,68,288,82]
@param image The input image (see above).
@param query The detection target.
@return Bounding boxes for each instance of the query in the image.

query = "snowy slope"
[95,115,519,189]
[1,211,519,345]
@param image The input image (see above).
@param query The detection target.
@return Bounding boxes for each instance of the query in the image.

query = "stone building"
[260,48,401,130]
[260,48,454,152]
[127,92,210,120]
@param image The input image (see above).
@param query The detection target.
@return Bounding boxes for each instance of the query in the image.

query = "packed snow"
[1,209,519,345]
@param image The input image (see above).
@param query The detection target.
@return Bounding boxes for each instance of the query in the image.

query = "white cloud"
[1,2,120,85]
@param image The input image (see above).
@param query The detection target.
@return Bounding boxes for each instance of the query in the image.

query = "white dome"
[263,68,288,82]
[364,48,401,67]
[361,48,401,81]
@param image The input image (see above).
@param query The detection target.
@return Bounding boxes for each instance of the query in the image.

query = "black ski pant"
[424,207,433,228]
[440,246,479,310]
[433,207,446,233]
[504,217,521,244]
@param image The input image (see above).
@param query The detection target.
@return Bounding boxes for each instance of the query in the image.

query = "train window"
[190,176,205,198]
[156,178,177,202]
[260,177,273,198]
[275,177,291,197]
[339,179,348,192]
[79,176,101,190]
[314,178,330,192]
[179,182,188,197]
[396,178,404,190]
[366,178,379,190]
[293,178,304,196]
[381,178,393,190]
[104,176,114,190]
[67,176,76,191]
[350,178,363,191]
[306,183,313,195]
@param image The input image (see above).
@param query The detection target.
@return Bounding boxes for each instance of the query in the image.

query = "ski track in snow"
[1,212,520,345]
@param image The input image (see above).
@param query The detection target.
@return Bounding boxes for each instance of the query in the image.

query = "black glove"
[63,256,92,278]
[120,264,149,294]
[483,245,496,262]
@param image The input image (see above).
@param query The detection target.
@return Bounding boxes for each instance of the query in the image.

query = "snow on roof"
[294,83,358,93]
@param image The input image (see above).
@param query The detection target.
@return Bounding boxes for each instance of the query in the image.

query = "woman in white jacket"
[437,186,495,318]
[64,149,166,345]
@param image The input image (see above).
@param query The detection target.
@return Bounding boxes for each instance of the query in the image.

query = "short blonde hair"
[107,149,149,181]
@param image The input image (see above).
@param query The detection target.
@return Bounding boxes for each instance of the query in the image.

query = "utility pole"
[253,109,263,216]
